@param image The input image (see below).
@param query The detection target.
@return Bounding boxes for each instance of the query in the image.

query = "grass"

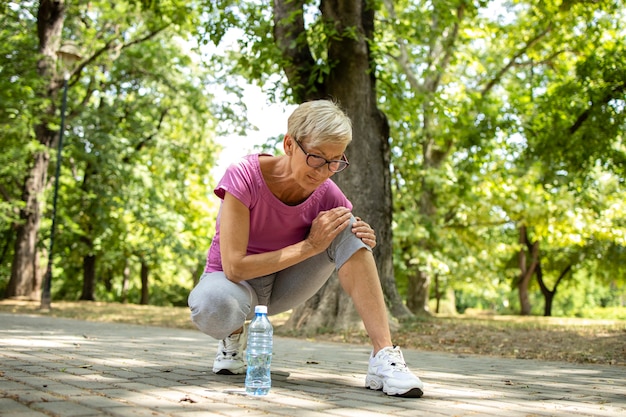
[1,299,624,366]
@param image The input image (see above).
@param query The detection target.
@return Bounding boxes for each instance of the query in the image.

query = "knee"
[188,282,250,340]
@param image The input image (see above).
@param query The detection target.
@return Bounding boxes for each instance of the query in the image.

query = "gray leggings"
[188,216,370,340]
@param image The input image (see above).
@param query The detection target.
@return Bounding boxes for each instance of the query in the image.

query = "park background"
[1,0,625,353]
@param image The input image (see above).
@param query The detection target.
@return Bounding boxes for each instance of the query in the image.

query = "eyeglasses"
[293,138,350,173]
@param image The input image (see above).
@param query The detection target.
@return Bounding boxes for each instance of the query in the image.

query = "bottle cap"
[255,305,268,314]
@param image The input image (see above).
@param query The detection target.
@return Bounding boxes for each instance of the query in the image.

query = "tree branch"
[516,49,568,68]
[383,0,422,93]
[519,225,539,283]
[569,81,626,134]
[481,24,553,97]
[425,3,465,93]
[68,25,170,88]
[122,108,169,164]
[553,264,572,291]
[68,77,96,119]
[444,219,513,229]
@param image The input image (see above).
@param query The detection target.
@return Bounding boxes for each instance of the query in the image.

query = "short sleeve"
[214,156,257,209]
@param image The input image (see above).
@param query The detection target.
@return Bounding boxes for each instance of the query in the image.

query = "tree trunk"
[103,270,112,292]
[284,272,363,333]
[543,290,554,316]
[518,271,532,315]
[407,270,431,315]
[140,261,149,305]
[406,139,445,315]
[6,0,65,299]
[522,226,572,317]
[121,258,130,303]
[274,0,412,332]
[434,273,441,314]
[7,184,45,300]
[518,225,539,315]
[80,254,96,301]
[537,264,571,317]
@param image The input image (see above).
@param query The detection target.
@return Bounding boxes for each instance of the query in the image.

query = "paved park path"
[1,313,624,416]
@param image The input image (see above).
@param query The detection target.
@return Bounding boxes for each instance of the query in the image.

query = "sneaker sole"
[214,368,243,375]
[366,385,424,398]
[366,375,424,398]
[392,387,423,398]
[213,364,246,375]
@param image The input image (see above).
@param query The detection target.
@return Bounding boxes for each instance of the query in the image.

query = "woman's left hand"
[352,217,376,249]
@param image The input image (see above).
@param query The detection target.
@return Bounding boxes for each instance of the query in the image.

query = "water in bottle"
[245,305,273,396]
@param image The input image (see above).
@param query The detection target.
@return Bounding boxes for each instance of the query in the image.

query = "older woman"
[188,100,424,397]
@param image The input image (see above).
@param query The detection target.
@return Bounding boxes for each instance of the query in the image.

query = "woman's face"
[288,135,347,190]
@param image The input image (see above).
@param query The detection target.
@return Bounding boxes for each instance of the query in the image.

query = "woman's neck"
[259,155,312,206]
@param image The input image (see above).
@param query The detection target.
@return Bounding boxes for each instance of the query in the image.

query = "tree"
[379,0,504,315]
[50,1,228,304]
[5,0,68,299]
[2,0,226,303]
[276,0,412,328]
[0,3,43,291]
[378,0,625,316]
[510,2,626,315]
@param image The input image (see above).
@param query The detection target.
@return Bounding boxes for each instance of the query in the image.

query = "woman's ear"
[283,134,293,156]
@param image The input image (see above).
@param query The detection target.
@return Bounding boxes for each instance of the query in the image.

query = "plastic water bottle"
[245,305,273,396]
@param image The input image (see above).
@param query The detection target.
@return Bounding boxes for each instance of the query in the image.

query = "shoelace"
[382,348,408,370]
[221,334,241,356]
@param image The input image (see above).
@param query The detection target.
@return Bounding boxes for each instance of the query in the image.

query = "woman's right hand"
[305,207,352,253]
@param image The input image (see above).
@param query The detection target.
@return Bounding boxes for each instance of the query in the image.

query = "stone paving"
[1,312,624,417]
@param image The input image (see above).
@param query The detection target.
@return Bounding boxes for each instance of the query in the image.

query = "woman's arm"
[219,192,352,282]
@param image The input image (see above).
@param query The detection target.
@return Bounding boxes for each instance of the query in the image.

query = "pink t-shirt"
[205,154,352,272]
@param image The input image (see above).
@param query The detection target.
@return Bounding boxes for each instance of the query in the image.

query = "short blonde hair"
[287,100,352,147]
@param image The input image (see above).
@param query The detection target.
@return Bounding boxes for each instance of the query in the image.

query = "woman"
[188,100,424,398]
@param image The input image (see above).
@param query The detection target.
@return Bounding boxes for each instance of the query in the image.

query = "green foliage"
[0,0,241,304]
[53,1,224,303]
[379,0,626,316]
[0,3,44,228]
[583,306,626,320]
[2,0,624,314]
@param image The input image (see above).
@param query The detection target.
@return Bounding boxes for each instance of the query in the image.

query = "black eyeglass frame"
[293,137,350,173]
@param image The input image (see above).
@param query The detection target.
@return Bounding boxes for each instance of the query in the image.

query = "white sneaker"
[365,346,424,397]
[212,328,246,375]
